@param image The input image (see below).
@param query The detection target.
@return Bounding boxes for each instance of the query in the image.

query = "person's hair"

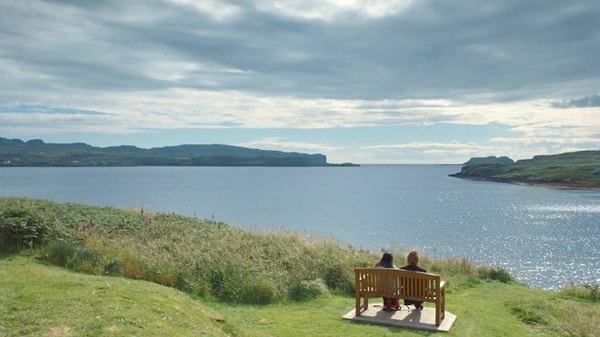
[377,252,394,267]
[406,249,420,266]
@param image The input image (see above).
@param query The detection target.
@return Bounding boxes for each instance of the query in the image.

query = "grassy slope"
[1,198,599,336]
[502,151,600,186]
[455,150,600,189]
[207,284,538,337]
[0,257,233,337]
[3,257,599,337]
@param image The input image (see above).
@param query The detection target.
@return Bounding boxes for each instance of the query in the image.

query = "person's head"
[379,252,394,266]
[406,249,420,266]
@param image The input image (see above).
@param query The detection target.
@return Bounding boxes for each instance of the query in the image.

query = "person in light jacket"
[400,249,427,310]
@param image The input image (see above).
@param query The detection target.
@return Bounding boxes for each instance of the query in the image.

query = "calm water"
[1,165,598,289]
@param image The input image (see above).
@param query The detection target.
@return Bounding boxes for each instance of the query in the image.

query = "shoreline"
[449,174,600,191]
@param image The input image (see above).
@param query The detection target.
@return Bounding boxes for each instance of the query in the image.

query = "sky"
[1,0,599,164]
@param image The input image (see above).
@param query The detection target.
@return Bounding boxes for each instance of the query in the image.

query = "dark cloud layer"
[1,0,599,163]
[552,95,600,108]
[1,0,599,103]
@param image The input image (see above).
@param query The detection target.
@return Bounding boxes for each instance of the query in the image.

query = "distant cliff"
[449,151,600,189]
[0,137,356,167]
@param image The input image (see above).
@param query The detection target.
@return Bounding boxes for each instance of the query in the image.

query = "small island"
[0,137,357,167]
[450,150,600,189]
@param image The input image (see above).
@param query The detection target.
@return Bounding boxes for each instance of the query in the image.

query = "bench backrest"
[354,268,441,302]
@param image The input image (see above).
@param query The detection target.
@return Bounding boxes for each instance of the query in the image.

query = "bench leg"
[441,287,446,319]
[355,295,370,316]
[436,288,446,325]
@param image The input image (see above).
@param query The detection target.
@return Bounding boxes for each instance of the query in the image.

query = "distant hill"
[0,137,357,167]
[463,156,514,166]
[449,150,600,189]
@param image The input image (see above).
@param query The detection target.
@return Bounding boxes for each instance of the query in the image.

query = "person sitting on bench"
[400,249,427,310]
[375,252,400,311]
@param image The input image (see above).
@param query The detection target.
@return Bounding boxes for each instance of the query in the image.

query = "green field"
[451,150,600,189]
[1,197,598,336]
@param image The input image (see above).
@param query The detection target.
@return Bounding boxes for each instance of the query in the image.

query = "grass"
[208,282,600,337]
[454,150,600,188]
[1,197,599,336]
[0,256,234,337]
[3,257,598,337]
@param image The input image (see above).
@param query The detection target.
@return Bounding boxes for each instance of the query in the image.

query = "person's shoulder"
[400,264,426,272]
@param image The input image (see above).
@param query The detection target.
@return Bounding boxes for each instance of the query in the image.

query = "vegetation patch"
[0,256,233,337]
[450,150,600,189]
[0,208,49,251]
[559,283,600,302]
[1,197,598,336]
[510,302,549,325]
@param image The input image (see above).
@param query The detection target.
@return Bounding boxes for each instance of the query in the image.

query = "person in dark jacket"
[375,252,400,311]
[400,249,427,310]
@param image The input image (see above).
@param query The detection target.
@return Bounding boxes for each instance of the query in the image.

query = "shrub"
[0,209,48,251]
[103,258,122,276]
[144,264,176,287]
[118,252,146,280]
[252,280,279,304]
[43,242,105,274]
[43,241,75,267]
[289,279,329,301]
[67,246,105,274]
[560,284,600,302]
[200,262,283,304]
[322,265,354,296]
[479,266,513,283]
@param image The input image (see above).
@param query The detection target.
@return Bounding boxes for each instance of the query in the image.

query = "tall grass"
[2,197,517,304]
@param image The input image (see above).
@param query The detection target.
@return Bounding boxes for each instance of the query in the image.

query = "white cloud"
[363,141,488,151]
[360,141,499,163]
[255,0,415,21]
[166,0,241,21]
[2,88,599,143]
[239,137,340,154]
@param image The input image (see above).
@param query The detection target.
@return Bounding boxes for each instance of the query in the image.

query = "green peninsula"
[0,137,356,167]
[450,150,600,189]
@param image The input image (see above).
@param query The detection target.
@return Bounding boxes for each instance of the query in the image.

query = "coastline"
[449,174,600,191]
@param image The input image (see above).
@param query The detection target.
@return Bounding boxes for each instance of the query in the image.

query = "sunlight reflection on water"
[1,166,598,290]
[527,204,600,213]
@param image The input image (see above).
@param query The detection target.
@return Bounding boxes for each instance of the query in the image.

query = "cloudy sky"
[1,0,599,164]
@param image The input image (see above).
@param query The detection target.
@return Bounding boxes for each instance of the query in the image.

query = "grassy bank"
[451,150,600,189]
[0,256,234,337]
[1,197,598,336]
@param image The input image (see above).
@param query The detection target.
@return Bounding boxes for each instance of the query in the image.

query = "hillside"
[1,198,598,336]
[0,137,356,167]
[0,257,234,337]
[450,150,600,189]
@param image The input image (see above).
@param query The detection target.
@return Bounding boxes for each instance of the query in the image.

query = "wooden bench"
[354,268,446,326]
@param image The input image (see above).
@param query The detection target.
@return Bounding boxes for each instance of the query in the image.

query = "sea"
[1,165,598,290]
